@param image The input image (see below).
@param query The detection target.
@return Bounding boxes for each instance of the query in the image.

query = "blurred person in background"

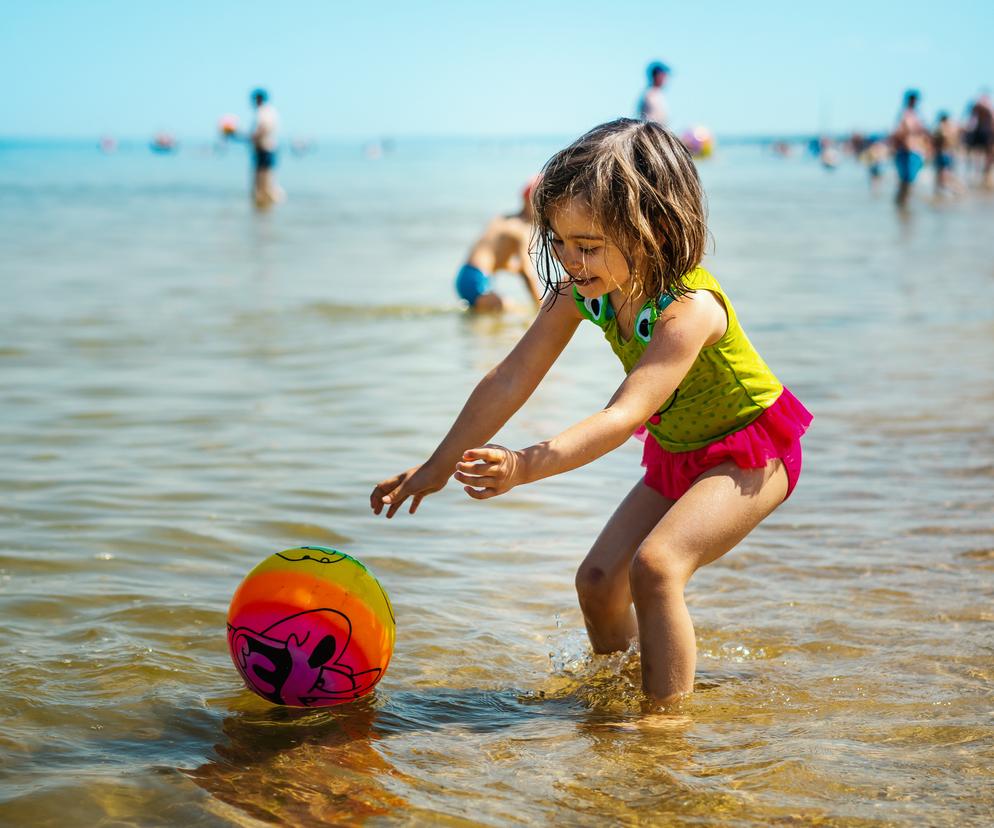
[818,136,839,170]
[932,112,962,198]
[638,61,670,127]
[891,89,929,208]
[864,138,889,194]
[454,178,543,313]
[250,88,284,208]
[964,91,994,188]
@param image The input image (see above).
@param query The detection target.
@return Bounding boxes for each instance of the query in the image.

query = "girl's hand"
[370,463,450,518]
[453,445,527,500]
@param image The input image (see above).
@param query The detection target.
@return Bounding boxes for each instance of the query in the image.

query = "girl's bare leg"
[575,480,674,653]
[630,459,788,703]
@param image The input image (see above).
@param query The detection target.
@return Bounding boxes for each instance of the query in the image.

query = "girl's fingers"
[384,484,408,518]
[373,473,402,501]
[455,460,498,474]
[464,485,498,500]
[456,472,497,485]
[381,481,399,503]
[409,494,423,514]
[373,492,395,515]
[371,479,397,513]
[462,446,505,463]
[454,471,497,488]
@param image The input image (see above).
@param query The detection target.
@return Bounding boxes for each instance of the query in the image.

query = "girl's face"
[548,198,636,299]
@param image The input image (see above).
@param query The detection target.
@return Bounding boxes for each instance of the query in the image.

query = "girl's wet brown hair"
[532,118,708,303]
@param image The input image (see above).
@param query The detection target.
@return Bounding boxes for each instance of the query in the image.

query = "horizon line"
[0,129,886,146]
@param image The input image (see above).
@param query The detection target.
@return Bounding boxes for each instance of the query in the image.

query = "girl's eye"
[578,246,598,255]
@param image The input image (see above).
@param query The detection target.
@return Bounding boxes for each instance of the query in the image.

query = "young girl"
[370,119,812,705]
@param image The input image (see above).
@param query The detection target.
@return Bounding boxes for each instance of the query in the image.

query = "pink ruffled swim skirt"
[639,387,813,501]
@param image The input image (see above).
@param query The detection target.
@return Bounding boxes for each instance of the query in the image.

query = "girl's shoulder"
[680,265,720,293]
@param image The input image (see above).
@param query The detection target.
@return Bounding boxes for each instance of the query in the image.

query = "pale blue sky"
[4,0,991,139]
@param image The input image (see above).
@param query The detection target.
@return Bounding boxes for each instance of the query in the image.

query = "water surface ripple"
[1,142,992,826]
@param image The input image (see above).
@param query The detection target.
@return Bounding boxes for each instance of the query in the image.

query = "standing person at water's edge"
[250,88,284,208]
[891,89,929,208]
[371,120,812,706]
[965,91,994,187]
[638,61,670,127]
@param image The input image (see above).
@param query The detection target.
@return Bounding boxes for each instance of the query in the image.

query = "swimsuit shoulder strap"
[629,291,676,344]
[572,285,677,336]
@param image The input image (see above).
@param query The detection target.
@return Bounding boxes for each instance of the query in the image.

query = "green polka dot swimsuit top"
[573,266,783,452]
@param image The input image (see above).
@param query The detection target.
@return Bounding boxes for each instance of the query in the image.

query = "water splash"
[539,620,645,713]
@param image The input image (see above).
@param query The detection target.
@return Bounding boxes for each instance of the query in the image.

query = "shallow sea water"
[1,138,992,826]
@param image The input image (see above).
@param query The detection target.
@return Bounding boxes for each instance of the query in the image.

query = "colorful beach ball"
[681,126,715,158]
[227,546,395,707]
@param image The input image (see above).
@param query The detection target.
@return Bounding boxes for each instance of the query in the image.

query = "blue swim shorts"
[455,264,491,306]
[894,150,923,184]
[254,149,277,170]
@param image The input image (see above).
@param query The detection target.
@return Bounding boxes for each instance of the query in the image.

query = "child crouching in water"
[371,119,812,705]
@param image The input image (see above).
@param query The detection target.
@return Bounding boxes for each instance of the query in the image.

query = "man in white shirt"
[638,61,670,127]
[250,88,284,207]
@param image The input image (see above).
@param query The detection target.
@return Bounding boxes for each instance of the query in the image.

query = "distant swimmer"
[249,88,285,208]
[638,61,670,127]
[454,178,544,313]
[150,132,178,153]
[891,89,929,208]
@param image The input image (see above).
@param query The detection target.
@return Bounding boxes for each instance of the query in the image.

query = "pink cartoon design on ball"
[229,609,382,706]
[227,547,396,707]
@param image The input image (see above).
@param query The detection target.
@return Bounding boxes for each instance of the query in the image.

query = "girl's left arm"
[454,292,721,498]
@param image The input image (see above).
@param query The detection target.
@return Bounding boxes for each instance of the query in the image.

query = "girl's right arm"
[370,291,580,518]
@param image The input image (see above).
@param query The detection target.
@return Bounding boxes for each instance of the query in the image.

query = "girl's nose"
[564,255,585,274]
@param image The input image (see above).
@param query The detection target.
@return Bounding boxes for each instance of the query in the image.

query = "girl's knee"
[629,543,692,597]
[575,560,624,611]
